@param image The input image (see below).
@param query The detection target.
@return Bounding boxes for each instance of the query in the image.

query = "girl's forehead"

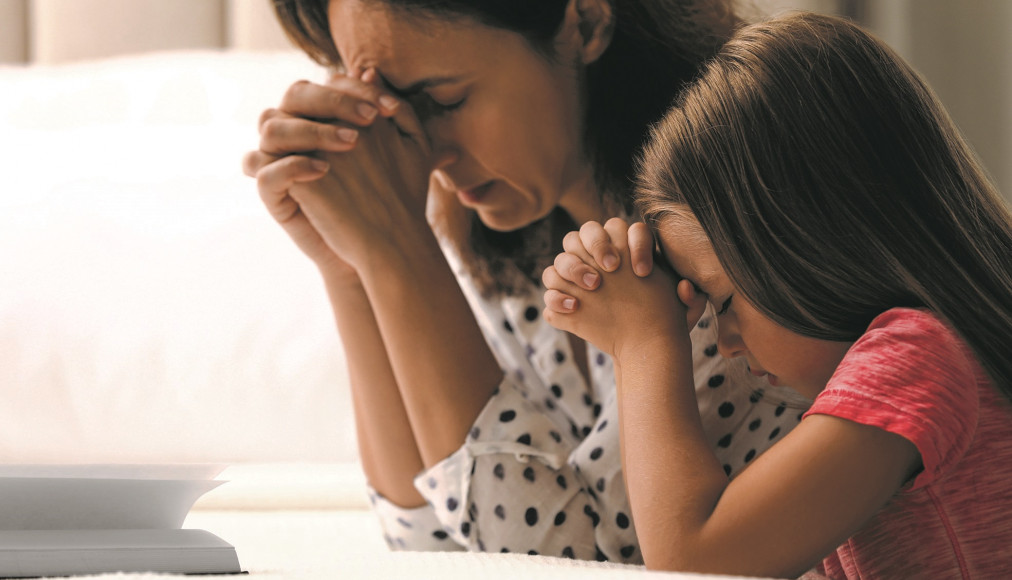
[657,215,724,289]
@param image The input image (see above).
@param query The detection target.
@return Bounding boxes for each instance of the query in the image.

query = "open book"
[0,465,242,577]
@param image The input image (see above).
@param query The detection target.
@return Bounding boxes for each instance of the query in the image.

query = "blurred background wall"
[0,0,1008,201]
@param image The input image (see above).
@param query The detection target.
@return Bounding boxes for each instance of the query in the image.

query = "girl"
[242,0,803,561]
[543,11,1012,578]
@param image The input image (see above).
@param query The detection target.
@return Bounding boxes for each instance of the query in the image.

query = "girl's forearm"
[615,338,729,571]
[355,231,503,468]
[323,269,426,507]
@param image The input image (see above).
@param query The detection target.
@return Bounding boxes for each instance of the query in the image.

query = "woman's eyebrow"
[378,72,461,97]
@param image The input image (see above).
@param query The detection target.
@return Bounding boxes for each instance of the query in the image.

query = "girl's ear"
[559,0,615,65]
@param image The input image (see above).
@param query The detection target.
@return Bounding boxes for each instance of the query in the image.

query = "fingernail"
[310,159,329,172]
[337,127,359,142]
[378,95,400,111]
[602,254,618,271]
[634,263,649,277]
[562,298,576,311]
[583,273,598,288]
[356,102,378,120]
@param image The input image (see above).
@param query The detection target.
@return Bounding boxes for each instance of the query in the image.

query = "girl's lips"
[750,366,780,386]
[457,181,494,205]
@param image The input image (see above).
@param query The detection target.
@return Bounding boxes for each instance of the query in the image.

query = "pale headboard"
[0,0,294,65]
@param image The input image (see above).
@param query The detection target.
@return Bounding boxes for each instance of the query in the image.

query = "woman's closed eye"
[412,93,466,119]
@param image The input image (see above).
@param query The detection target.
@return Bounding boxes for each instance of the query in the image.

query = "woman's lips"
[457,181,494,205]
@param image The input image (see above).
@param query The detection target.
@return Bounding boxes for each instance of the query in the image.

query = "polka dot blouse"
[366,252,812,563]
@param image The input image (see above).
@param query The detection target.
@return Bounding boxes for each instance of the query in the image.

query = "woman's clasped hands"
[542,218,708,361]
[242,68,434,276]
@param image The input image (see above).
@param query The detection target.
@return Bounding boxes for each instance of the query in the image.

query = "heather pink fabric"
[804,308,1012,579]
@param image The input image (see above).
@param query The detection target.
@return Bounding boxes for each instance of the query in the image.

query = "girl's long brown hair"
[636,12,1012,397]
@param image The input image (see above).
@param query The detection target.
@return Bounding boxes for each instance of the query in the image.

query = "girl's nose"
[716,320,747,359]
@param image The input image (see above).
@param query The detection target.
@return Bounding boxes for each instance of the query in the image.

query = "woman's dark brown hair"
[636,12,1012,396]
[271,0,739,296]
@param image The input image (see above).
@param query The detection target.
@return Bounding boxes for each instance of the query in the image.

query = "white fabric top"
[368,243,813,562]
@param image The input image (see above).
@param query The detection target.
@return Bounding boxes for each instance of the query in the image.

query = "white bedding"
[0,51,357,465]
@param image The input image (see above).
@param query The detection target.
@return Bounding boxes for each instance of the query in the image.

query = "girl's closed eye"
[715,295,733,316]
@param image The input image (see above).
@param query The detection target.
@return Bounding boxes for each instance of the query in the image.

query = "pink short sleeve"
[804,308,979,489]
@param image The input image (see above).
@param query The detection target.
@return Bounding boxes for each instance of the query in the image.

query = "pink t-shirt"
[805,308,1012,579]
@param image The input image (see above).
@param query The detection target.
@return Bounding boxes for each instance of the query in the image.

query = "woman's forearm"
[323,269,427,507]
[356,232,503,468]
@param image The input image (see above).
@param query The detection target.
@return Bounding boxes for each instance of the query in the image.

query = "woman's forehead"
[328,0,496,83]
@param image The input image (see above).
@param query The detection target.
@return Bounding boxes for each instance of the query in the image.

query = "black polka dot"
[478,540,486,551]
[708,374,725,388]
[446,498,458,512]
[528,550,538,556]
[750,389,765,403]
[697,318,710,329]
[581,425,592,437]
[620,545,636,558]
[748,418,762,431]
[525,507,539,526]
[523,467,536,482]
[396,517,412,528]
[744,449,757,463]
[556,475,568,489]
[718,402,735,418]
[499,410,517,422]
[469,503,478,520]
[549,430,562,443]
[717,433,732,448]
[493,463,505,480]
[584,505,600,527]
[562,547,575,559]
[460,522,471,537]
[596,478,606,493]
[595,546,608,562]
[554,350,565,363]
[503,320,513,333]
[426,477,437,489]
[769,427,781,440]
[551,384,563,398]
[544,398,556,411]
[494,504,505,520]
[597,419,609,432]
[797,412,805,422]
[593,403,602,417]
[704,344,718,356]
[570,421,581,438]
[433,530,448,540]
[589,447,604,460]
[596,352,606,366]
[582,393,593,406]
[775,403,787,417]
[516,433,532,445]
[524,306,539,321]
[616,512,630,529]
[554,511,567,526]
[470,426,481,440]
[500,547,509,553]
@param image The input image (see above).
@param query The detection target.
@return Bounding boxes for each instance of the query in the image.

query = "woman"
[241,0,807,561]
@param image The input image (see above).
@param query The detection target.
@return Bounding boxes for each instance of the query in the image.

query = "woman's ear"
[559,0,615,65]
